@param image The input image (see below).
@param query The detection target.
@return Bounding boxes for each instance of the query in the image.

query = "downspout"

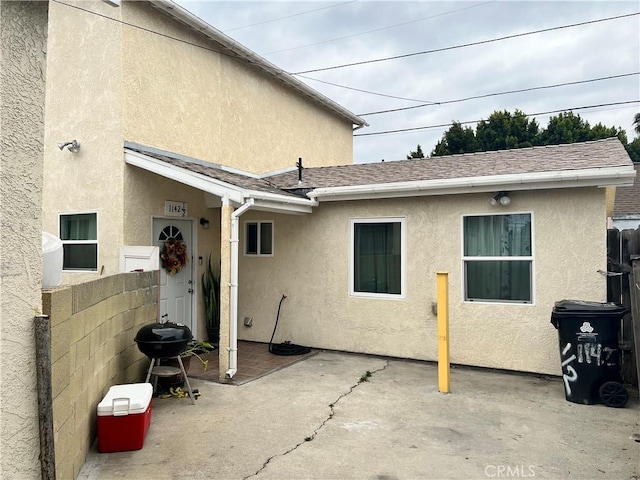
[226,198,255,378]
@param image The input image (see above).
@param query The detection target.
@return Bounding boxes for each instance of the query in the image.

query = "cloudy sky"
[176,0,639,164]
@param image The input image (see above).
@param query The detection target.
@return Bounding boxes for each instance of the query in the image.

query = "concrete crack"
[243,360,390,480]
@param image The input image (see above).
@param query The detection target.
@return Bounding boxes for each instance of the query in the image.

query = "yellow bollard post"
[437,272,450,394]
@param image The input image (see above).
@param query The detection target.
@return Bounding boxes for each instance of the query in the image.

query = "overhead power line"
[292,11,640,75]
[223,1,357,32]
[353,100,640,137]
[264,0,497,55]
[300,72,639,110]
[355,72,640,116]
[296,74,437,104]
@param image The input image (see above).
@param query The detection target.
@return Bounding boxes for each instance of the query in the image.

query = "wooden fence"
[606,228,640,387]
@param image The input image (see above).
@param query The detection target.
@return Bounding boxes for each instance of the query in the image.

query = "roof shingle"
[614,163,640,215]
[128,138,633,200]
[268,137,632,190]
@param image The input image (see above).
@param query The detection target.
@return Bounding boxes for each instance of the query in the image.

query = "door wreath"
[160,238,188,275]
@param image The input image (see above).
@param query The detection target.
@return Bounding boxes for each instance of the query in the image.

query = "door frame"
[151,216,198,333]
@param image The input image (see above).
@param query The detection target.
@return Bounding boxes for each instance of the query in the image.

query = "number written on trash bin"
[562,342,616,397]
[575,343,616,366]
[577,343,602,366]
[561,343,578,397]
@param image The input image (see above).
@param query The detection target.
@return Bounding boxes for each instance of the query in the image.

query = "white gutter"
[245,190,318,208]
[308,166,636,202]
[149,0,367,129]
[250,199,313,215]
[226,198,254,378]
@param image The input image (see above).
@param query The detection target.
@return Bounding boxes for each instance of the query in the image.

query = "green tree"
[476,109,540,151]
[634,113,640,135]
[626,137,640,162]
[428,109,632,158]
[431,122,478,156]
[407,144,425,159]
[541,112,624,145]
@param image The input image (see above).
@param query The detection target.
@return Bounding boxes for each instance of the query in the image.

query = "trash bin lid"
[553,299,627,314]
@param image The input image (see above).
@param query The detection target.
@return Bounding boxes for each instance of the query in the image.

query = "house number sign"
[165,200,187,217]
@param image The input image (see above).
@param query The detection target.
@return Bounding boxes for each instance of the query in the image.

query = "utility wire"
[292,12,639,75]
[300,72,639,110]
[296,74,437,104]
[223,1,357,32]
[353,100,640,137]
[354,72,640,116]
[264,0,497,55]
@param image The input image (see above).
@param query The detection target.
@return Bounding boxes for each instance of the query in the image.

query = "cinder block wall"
[42,271,158,480]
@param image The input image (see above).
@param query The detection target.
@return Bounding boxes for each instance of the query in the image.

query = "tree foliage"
[626,137,640,162]
[428,110,636,161]
[431,122,478,156]
[407,144,425,159]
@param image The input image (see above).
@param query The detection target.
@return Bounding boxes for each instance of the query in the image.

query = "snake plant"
[201,254,221,343]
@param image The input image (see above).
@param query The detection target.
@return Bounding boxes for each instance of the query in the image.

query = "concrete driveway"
[79,351,639,480]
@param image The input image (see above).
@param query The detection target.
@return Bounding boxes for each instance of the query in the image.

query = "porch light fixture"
[489,191,511,206]
[199,217,210,229]
[57,140,80,153]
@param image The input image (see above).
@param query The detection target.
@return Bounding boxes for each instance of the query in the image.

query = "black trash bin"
[550,300,629,407]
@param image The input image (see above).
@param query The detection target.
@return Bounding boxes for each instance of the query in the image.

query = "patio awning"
[124,143,316,215]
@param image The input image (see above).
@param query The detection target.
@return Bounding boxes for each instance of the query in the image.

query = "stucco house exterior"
[41,0,365,375]
[130,138,635,379]
[40,0,635,384]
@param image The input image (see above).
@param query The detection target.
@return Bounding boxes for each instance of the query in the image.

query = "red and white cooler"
[97,383,153,453]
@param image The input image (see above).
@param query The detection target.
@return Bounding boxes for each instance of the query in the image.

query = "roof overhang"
[124,149,316,214]
[307,166,637,202]
[148,0,367,130]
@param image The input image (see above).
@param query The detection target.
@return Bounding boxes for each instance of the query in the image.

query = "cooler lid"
[97,383,153,417]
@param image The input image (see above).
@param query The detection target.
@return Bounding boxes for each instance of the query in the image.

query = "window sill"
[350,292,406,301]
[463,299,534,306]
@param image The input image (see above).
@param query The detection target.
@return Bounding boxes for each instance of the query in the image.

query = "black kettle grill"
[134,318,193,358]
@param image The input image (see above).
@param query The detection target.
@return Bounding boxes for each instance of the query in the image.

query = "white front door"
[153,219,194,330]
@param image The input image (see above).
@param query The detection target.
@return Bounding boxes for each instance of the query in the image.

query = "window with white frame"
[59,212,98,271]
[351,218,405,298]
[463,213,532,303]
[245,221,273,256]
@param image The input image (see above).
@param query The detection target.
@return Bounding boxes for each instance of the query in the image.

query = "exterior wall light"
[57,140,80,153]
[489,191,511,206]
[199,217,210,229]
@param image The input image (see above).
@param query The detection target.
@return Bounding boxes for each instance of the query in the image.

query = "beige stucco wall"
[605,186,616,217]
[42,0,124,285]
[0,3,48,478]
[236,188,607,375]
[121,2,354,174]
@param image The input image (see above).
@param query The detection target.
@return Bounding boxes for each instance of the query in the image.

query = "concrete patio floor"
[79,351,639,480]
